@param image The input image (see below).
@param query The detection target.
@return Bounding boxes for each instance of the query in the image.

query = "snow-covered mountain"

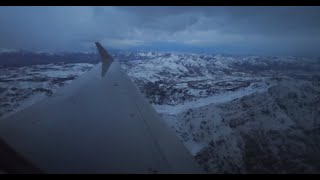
[117,52,320,173]
[0,50,320,173]
[165,78,320,173]
[120,52,319,106]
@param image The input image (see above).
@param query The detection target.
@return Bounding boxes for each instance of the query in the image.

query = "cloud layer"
[0,6,319,56]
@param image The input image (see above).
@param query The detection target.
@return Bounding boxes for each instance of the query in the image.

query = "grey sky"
[0,6,319,56]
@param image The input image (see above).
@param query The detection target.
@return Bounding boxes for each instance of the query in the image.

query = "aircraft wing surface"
[0,43,202,174]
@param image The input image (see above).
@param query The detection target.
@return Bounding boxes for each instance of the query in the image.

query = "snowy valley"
[1,50,320,173]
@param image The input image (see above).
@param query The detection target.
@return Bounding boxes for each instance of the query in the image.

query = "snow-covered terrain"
[120,52,320,173]
[0,63,94,120]
[0,50,320,173]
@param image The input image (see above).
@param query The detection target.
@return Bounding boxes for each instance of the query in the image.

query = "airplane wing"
[0,42,203,174]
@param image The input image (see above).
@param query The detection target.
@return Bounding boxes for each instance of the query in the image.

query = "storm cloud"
[0,6,319,56]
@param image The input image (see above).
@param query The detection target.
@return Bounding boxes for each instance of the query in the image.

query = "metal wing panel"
[0,47,202,173]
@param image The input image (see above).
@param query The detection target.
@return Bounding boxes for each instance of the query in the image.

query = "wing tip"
[95,42,114,77]
[95,42,114,63]
[94,41,100,46]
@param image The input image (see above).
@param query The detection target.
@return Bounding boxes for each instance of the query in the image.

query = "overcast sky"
[0,6,319,56]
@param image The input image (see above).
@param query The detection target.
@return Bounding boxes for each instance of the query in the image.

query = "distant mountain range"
[0,49,99,67]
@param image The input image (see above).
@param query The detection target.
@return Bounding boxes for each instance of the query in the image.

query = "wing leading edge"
[0,43,203,174]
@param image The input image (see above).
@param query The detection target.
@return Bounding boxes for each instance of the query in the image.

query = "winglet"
[95,42,114,77]
[95,42,114,64]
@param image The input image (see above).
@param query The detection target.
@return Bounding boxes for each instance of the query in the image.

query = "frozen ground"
[0,63,94,120]
[1,50,320,173]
